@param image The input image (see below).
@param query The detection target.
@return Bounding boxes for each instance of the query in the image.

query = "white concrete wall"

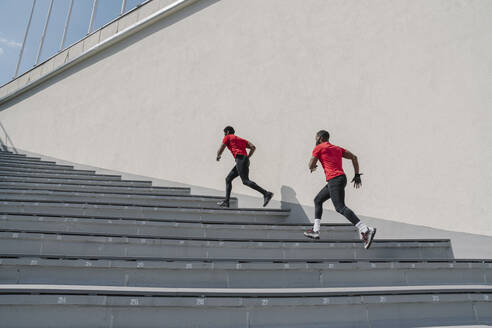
[1,0,491,236]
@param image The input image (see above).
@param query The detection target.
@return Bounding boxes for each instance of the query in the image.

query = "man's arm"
[342,150,362,188]
[342,150,359,174]
[216,143,226,161]
[309,156,318,173]
[246,142,256,158]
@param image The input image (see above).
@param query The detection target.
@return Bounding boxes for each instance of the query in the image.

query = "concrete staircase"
[0,150,491,327]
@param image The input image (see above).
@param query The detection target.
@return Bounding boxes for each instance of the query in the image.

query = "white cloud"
[0,37,22,48]
[0,48,4,56]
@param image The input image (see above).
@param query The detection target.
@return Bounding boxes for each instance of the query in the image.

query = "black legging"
[225,155,267,201]
[314,174,360,225]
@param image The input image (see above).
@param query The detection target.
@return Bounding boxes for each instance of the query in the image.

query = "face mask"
[316,138,321,145]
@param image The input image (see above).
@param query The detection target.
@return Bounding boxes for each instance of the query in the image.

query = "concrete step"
[0,154,40,160]
[0,190,239,209]
[0,284,490,328]
[0,183,190,196]
[0,158,57,165]
[0,150,25,154]
[0,215,356,241]
[0,171,122,181]
[0,176,152,187]
[0,161,74,170]
[0,151,41,159]
[0,152,27,158]
[0,200,289,223]
[0,165,97,175]
[0,213,346,227]
[0,231,453,260]
[1,255,490,288]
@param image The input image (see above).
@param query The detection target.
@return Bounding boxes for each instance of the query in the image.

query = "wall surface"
[1,0,491,236]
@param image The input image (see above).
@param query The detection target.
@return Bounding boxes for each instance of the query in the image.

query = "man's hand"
[216,144,226,162]
[308,156,319,173]
[351,173,363,189]
[343,150,362,188]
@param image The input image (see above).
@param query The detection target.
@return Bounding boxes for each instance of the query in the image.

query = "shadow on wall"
[0,121,17,153]
[280,185,311,223]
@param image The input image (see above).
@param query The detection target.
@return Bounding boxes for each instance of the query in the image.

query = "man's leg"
[236,156,273,206]
[328,175,376,249]
[236,156,267,194]
[328,175,360,225]
[314,184,331,230]
[220,166,238,207]
[304,184,331,240]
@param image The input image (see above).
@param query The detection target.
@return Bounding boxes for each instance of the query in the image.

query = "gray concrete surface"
[0,148,490,326]
[0,200,290,223]
[0,288,490,327]
[10,148,492,259]
[0,182,190,196]
[0,172,122,181]
[1,256,490,288]
[0,215,356,240]
[0,166,97,175]
[0,176,152,187]
[0,231,453,260]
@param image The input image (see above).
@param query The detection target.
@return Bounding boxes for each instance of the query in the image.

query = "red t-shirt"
[222,134,249,158]
[312,142,346,181]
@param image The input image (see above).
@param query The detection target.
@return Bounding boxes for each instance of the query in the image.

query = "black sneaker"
[361,227,377,249]
[263,192,274,207]
[217,200,230,208]
[303,229,320,240]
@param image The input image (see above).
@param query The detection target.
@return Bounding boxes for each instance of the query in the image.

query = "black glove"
[351,173,363,186]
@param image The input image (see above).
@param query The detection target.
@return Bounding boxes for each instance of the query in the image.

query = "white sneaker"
[303,229,320,240]
[361,227,377,249]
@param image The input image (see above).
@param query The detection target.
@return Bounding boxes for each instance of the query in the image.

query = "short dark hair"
[316,130,330,142]
[224,126,235,134]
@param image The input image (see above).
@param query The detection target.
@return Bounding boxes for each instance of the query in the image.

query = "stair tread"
[1,284,491,297]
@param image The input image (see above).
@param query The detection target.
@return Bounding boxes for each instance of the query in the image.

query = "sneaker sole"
[217,202,230,208]
[263,193,274,207]
[303,233,320,240]
[364,228,377,249]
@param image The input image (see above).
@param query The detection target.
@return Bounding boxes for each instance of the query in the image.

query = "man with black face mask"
[216,126,274,208]
[304,130,376,249]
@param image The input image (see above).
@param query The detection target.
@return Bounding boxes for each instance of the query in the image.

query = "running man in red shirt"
[216,126,274,208]
[304,130,376,249]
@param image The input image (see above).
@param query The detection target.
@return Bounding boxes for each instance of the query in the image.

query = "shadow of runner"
[280,185,311,224]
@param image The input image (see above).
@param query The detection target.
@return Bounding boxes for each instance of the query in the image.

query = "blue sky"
[0,0,146,87]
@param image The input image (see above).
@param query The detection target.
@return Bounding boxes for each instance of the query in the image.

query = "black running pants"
[314,174,360,225]
[225,155,267,201]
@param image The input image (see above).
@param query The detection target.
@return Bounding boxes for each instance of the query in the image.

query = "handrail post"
[35,0,54,66]
[60,0,74,51]
[88,0,99,34]
[121,0,127,14]
[14,0,37,78]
